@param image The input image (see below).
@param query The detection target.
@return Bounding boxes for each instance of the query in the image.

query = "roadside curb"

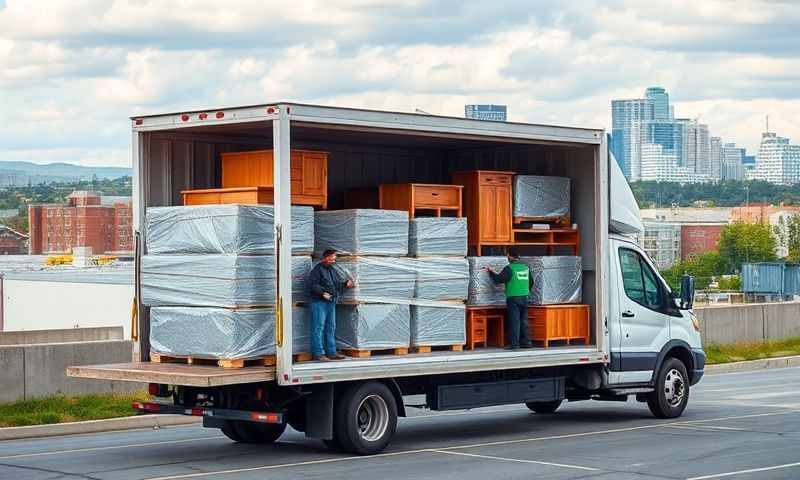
[706,355,800,375]
[0,414,200,441]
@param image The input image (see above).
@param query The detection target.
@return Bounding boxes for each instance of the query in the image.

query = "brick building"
[680,224,724,260]
[0,225,28,254]
[28,191,133,255]
[730,204,800,224]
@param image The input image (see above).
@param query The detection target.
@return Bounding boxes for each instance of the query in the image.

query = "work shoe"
[504,345,520,350]
[329,353,347,360]
[312,355,332,362]
[520,343,534,349]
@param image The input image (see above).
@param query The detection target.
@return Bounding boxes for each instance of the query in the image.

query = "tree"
[718,222,777,273]
[661,251,726,290]
[785,215,800,263]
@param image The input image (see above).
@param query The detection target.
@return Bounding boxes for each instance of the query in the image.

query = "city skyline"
[2,1,800,168]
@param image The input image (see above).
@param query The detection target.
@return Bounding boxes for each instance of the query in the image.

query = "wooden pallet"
[341,347,409,358]
[150,352,313,369]
[409,344,464,354]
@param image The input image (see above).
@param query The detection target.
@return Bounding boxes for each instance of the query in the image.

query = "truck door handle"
[622,310,635,318]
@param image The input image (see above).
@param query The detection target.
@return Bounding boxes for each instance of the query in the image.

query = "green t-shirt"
[506,262,531,297]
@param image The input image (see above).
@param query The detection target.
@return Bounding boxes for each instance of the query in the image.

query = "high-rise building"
[464,104,507,121]
[640,143,710,183]
[722,142,746,181]
[749,132,800,185]
[710,137,724,180]
[611,98,654,180]
[679,119,711,175]
[28,191,133,255]
[645,86,672,121]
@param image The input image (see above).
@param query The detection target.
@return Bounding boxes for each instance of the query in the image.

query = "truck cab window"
[620,248,662,311]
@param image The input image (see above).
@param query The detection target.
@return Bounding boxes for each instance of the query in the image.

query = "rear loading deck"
[68,345,604,386]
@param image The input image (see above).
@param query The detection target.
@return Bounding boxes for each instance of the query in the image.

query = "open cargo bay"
[70,103,608,387]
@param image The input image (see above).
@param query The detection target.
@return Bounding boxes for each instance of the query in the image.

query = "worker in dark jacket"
[306,249,354,361]
[484,247,533,350]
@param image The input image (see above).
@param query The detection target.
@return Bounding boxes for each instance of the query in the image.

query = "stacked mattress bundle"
[142,204,314,360]
[315,209,413,351]
[406,217,468,348]
[512,175,571,221]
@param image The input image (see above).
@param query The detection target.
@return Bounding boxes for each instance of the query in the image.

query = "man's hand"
[322,292,333,301]
[345,279,354,289]
[483,266,494,274]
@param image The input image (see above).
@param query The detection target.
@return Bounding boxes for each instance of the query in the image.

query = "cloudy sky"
[1,0,799,167]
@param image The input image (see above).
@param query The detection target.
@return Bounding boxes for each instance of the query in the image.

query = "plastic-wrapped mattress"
[408,217,467,257]
[149,306,310,359]
[521,256,582,305]
[314,209,408,256]
[141,255,311,307]
[410,305,466,347]
[332,257,416,303]
[466,256,509,306]
[335,303,410,350]
[411,257,469,301]
[146,204,314,255]
[512,175,570,219]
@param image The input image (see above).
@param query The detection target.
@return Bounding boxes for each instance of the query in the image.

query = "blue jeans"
[310,300,337,357]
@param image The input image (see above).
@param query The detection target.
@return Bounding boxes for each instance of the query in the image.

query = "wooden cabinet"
[452,171,514,254]
[378,183,463,218]
[465,306,506,350]
[220,149,328,208]
[528,304,590,347]
[182,187,276,206]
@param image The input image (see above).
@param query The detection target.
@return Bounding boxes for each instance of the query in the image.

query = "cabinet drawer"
[471,317,487,329]
[472,329,486,341]
[479,174,512,185]
[414,186,459,207]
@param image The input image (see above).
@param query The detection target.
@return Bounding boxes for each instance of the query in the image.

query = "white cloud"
[0,0,798,167]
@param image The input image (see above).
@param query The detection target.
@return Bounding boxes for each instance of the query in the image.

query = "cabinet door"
[478,184,499,241]
[494,184,512,241]
[299,152,327,196]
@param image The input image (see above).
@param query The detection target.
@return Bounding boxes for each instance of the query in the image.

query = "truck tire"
[220,420,286,444]
[647,357,689,419]
[525,399,563,414]
[332,381,397,455]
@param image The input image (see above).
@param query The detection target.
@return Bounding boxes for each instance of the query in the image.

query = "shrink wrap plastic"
[314,209,409,256]
[522,256,583,305]
[467,256,509,306]
[141,255,311,307]
[146,204,314,255]
[336,303,411,350]
[150,306,310,359]
[409,217,467,257]
[411,257,469,301]
[410,306,466,347]
[331,257,416,303]
[512,175,570,219]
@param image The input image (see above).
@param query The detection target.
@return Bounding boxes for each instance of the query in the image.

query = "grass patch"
[705,336,800,365]
[0,391,150,428]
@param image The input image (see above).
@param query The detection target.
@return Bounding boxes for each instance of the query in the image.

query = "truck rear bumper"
[132,401,284,425]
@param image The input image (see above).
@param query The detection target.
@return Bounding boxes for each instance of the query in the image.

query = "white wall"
[3,280,134,338]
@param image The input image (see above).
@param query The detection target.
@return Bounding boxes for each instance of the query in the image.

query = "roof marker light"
[134,119,143,126]
[215,111,225,119]
[181,115,190,122]
[267,107,276,114]
[199,113,208,120]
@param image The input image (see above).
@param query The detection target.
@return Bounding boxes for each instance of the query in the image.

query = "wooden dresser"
[527,304,590,347]
[465,306,506,350]
[182,186,276,206]
[213,149,328,208]
[451,170,514,255]
[378,183,463,218]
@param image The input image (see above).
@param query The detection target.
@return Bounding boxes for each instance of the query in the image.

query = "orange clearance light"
[199,113,208,120]
[215,111,225,119]
[181,114,190,121]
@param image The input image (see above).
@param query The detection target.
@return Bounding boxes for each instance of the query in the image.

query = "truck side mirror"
[680,275,695,310]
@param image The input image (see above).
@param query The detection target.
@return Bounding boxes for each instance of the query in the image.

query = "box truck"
[68,103,704,455]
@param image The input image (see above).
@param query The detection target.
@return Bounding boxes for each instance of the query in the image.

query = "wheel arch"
[650,340,694,385]
[380,378,407,418]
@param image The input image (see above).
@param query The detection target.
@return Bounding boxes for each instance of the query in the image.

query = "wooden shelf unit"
[528,304,590,348]
[378,183,463,218]
[512,228,580,255]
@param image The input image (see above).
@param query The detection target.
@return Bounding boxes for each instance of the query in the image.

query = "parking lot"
[1,367,799,480]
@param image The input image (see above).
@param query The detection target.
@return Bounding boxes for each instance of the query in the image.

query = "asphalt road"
[1,367,799,480]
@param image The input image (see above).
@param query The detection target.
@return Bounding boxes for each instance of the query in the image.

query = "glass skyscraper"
[645,86,672,121]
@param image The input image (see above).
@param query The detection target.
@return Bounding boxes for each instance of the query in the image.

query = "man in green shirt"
[484,247,533,350]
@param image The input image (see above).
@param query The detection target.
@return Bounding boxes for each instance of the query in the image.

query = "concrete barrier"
[0,340,142,403]
[0,327,123,346]
[696,302,800,344]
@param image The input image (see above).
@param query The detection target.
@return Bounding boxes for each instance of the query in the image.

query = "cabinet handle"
[431,192,439,196]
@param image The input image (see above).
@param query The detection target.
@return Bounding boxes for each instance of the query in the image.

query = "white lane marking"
[732,389,800,400]
[143,410,800,480]
[430,449,600,471]
[664,425,747,433]
[686,461,800,480]
[0,435,226,460]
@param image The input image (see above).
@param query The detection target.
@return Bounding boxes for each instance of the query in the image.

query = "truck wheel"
[333,382,397,455]
[525,399,563,414]
[221,420,286,444]
[647,357,689,419]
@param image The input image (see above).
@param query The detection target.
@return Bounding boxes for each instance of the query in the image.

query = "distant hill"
[0,161,131,186]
